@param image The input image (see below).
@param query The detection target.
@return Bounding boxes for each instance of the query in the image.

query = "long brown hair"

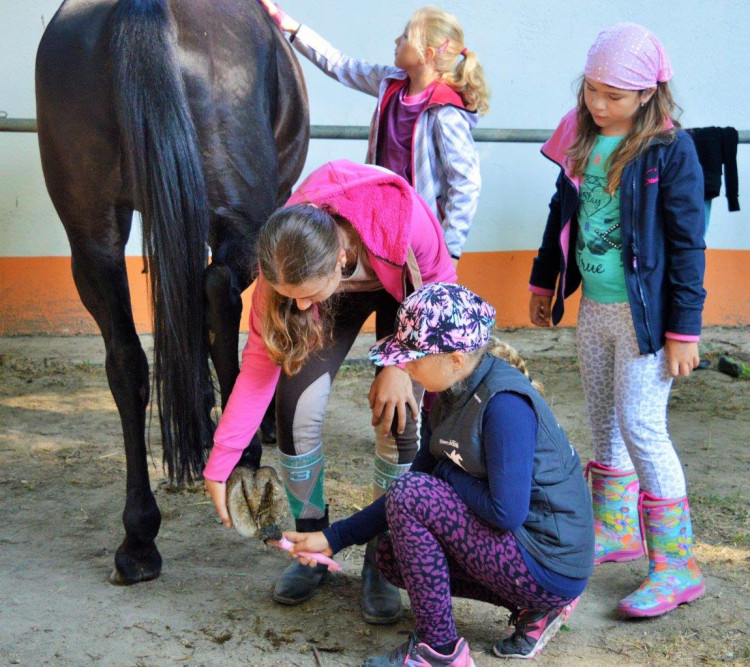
[257,204,342,376]
[566,78,681,194]
[406,6,490,115]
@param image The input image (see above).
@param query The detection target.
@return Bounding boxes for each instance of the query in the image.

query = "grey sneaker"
[493,597,579,659]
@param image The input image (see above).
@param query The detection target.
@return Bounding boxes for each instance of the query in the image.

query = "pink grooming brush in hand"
[275,536,341,571]
[259,524,341,571]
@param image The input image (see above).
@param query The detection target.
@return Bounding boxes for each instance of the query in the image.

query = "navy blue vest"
[430,355,594,578]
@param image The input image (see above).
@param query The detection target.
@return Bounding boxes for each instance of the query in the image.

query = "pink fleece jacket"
[203,160,456,482]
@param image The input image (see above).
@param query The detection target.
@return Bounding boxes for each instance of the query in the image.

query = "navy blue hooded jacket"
[529,110,706,354]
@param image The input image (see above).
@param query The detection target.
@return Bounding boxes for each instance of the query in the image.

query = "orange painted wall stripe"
[1,250,747,335]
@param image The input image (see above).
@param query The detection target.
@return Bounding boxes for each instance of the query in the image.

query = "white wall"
[2,0,748,258]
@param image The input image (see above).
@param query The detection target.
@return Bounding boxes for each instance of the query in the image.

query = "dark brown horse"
[35,0,308,584]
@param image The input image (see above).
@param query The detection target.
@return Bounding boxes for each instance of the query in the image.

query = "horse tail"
[109,0,213,484]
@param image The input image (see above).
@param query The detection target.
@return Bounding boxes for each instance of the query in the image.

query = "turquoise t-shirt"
[576,134,628,303]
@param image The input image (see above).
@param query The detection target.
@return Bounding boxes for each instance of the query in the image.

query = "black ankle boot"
[272,560,329,605]
[272,508,330,606]
[361,536,403,624]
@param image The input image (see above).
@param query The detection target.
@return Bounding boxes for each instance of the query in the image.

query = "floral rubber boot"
[617,492,705,618]
[586,461,644,565]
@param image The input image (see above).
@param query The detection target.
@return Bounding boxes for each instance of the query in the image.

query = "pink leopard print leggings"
[377,472,572,648]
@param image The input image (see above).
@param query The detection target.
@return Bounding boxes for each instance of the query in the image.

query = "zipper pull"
[631,244,638,269]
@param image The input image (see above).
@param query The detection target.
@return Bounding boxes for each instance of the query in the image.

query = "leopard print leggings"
[576,297,687,498]
[376,472,571,648]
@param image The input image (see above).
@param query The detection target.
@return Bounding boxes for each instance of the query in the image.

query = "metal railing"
[1,117,37,133]
[2,116,748,143]
[308,125,558,143]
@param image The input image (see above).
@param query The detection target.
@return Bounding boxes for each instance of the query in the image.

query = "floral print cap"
[369,283,496,367]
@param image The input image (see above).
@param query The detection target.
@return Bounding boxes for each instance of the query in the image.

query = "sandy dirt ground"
[1,327,749,666]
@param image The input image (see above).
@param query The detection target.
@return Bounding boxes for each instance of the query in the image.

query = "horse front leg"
[70,238,162,585]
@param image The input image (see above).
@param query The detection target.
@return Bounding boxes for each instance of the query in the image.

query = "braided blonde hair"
[478,336,544,394]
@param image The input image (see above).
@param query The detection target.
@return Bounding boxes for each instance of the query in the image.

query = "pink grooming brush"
[274,536,341,572]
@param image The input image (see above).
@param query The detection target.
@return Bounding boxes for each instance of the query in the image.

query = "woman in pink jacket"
[204,159,456,622]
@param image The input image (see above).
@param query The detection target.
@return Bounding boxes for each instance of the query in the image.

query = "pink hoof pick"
[275,536,341,572]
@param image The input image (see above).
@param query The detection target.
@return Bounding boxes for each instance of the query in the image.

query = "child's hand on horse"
[256,0,300,33]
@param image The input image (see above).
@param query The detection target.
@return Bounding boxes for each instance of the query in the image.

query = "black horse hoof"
[107,566,159,586]
[108,546,162,585]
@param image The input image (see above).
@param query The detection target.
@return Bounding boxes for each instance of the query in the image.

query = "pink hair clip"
[436,38,450,54]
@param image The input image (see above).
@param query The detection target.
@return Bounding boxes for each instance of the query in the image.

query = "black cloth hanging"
[686,126,740,212]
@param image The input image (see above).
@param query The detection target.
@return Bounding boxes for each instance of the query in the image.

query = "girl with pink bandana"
[528,23,706,618]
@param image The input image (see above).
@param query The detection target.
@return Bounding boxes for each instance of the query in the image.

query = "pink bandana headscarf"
[585,23,673,90]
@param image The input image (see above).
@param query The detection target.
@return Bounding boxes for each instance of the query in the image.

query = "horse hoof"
[108,568,131,586]
[226,466,288,539]
[107,565,160,586]
[108,544,162,585]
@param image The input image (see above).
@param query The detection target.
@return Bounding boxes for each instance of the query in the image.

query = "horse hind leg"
[69,203,163,584]
[203,242,263,469]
